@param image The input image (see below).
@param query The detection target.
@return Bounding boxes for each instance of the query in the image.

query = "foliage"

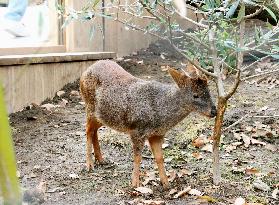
[0,85,21,205]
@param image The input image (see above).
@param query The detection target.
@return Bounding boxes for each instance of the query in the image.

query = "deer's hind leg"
[86,114,104,170]
[130,134,145,187]
[148,135,169,189]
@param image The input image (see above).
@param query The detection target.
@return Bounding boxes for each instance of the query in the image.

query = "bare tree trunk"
[212,97,227,185]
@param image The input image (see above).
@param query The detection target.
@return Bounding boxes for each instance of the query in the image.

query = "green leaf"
[226,0,240,18]
[271,54,279,59]
[264,6,277,22]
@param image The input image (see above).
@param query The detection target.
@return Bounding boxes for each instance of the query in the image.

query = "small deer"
[80,60,216,189]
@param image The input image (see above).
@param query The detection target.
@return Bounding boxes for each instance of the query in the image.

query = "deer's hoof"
[86,161,94,172]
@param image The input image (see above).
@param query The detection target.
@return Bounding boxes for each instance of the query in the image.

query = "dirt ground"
[9,40,278,205]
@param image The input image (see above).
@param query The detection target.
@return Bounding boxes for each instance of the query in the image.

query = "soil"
[9,40,279,205]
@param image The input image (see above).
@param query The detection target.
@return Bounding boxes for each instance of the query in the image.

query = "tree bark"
[212,97,227,185]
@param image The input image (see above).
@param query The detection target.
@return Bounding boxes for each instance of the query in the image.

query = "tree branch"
[242,68,279,81]
[225,19,245,100]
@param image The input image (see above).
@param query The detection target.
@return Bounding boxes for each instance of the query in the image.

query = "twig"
[244,4,264,19]
[225,19,245,100]
[252,115,279,118]
[223,114,250,132]
[241,55,271,72]
[173,10,209,28]
[169,41,217,78]
[242,68,279,81]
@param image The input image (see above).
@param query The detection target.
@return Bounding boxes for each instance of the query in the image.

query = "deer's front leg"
[148,135,169,189]
[131,136,144,187]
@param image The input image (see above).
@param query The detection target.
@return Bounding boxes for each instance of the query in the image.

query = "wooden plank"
[0,51,116,66]
[0,46,66,56]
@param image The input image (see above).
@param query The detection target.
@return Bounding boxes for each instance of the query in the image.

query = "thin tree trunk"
[212,97,227,185]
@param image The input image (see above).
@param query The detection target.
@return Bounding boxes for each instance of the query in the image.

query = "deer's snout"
[210,106,217,118]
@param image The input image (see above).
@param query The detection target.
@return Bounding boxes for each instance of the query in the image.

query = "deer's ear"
[168,68,190,88]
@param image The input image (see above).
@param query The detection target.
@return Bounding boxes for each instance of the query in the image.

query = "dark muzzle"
[210,106,217,118]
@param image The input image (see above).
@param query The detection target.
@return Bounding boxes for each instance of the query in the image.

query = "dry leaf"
[162,143,169,149]
[173,186,191,199]
[192,152,203,160]
[245,167,260,175]
[56,90,65,97]
[272,188,278,199]
[137,60,144,64]
[251,138,266,146]
[234,197,245,205]
[201,144,213,152]
[134,187,153,194]
[69,173,79,179]
[41,103,59,111]
[198,195,217,202]
[178,169,192,177]
[142,172,157,186]
[192,137,205,148]
[253,179,270,191]
[168,188,177,196]
[241,134,251,147]
[168,170,177,182]
[265,143,277,152]
[233,133,242,140]
[70,90,80,96]
[188,188,202,196]
[141,199,165,205]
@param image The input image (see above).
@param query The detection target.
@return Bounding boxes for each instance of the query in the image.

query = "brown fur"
[80,60,216,188]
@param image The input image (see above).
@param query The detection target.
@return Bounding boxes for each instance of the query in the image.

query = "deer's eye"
[193,94,199,99]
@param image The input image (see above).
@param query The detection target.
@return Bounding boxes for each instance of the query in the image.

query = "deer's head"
[168,62,217,118]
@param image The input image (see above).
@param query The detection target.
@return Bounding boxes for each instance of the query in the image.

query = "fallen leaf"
[258,106,269,112]
[234,197,245,205]
[141,199,165,205]
[70,90,80,96]
[192,152,203,160]
[134,187,153,194]
[79,101,85,105]
[198,195,217,202]
[253,179,270,191]
[265,143,278,152]
[69,173,79,179]
[251,138,266,146]
[173,186,191,198]
[56,90,65,97]
[188,188,202,196]
[272,188,278,199]
[142,172,157,186]
[162,143,169,149]
[59,99,68,107]
[241,134,251,147]
[177,169,192,177]
[168,188,177,196]
[225,144,237,153]
[201,144,213,152]
[245,167,260,175]
[168,170,177,182]
[41,103,59,111]
[137,60,144,64]
[192,137,205,148]
[47,187,64,193]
